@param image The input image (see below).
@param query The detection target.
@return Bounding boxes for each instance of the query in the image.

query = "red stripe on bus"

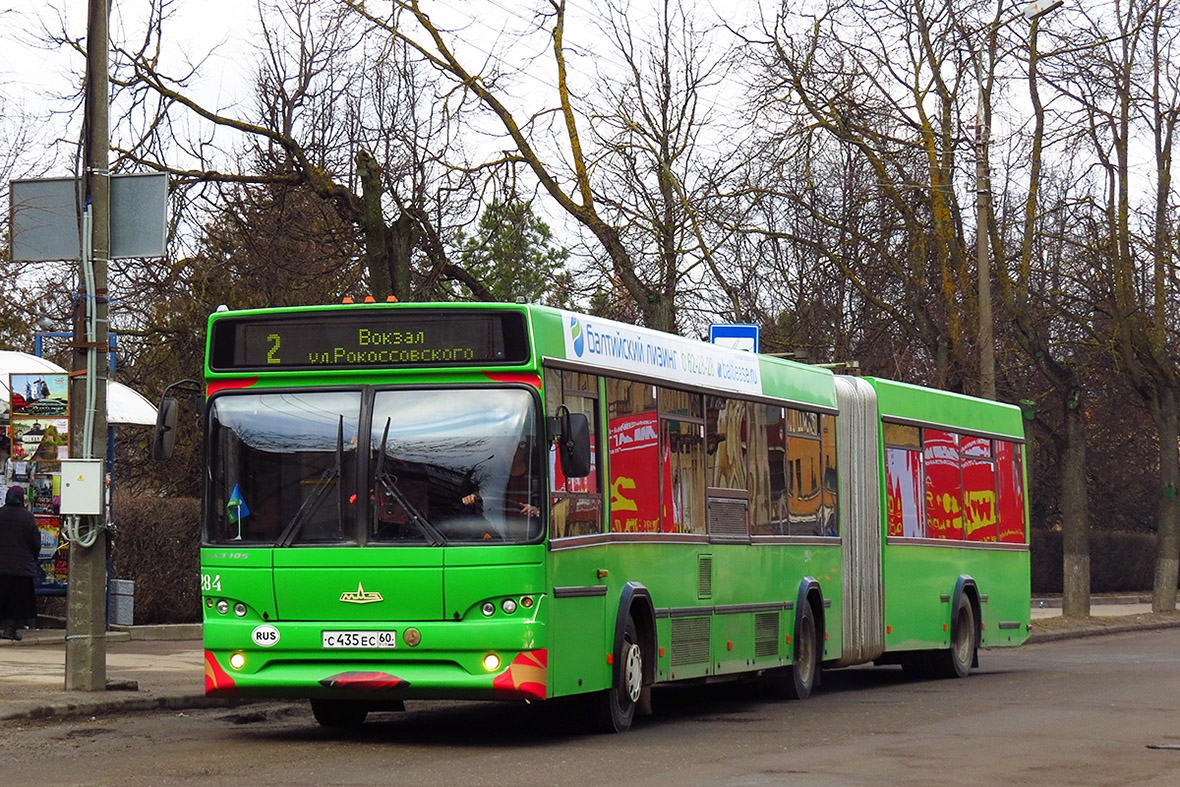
[207,378,258,396]
[484,372,542,388]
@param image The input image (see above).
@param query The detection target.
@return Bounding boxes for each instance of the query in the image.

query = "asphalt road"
[3,629,1179,786]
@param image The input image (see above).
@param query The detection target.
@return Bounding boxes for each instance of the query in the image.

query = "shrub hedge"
[101,492,1167,622]
[108,493,201,625]
[1030,529,1162,594]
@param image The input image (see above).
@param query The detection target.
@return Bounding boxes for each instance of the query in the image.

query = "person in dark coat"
[0,486,40,640]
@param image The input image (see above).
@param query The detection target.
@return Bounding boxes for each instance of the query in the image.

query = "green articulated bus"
[187,301,1030,732]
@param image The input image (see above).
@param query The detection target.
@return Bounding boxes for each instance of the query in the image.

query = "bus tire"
[786,601,819,700]
[942,594,977,679]
[595,614,642,733]
[310,699,368,728]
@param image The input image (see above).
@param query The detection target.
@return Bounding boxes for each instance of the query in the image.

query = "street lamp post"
[975,0,1062,401]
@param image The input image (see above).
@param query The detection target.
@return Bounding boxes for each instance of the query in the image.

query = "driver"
[461,441,539,517]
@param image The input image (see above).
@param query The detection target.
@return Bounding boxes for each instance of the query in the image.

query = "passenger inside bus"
[460,440,540,518]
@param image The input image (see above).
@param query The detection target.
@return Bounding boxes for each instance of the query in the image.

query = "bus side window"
[924,429,964,539]
[658,387,706,535]
[606,377,659,533]
[786,408,822,536]
[821,414,839,536]
[546,368,604,538]
[752,406,787,535]
[995,440,1026,543]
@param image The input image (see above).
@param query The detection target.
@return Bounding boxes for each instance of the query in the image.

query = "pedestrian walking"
[0,486,39,640]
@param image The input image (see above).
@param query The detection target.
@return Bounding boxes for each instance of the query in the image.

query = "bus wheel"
[942,595,977,679]
[786,602,819,700]
[311,699,368,728]
[596,614,643,733]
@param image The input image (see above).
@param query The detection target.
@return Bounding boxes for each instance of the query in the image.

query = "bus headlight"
[481,602,496,616]
[216,600,229,615]
[233,602,247,617]
[501,599,517,615]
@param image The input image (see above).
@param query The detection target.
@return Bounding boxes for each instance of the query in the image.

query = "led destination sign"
[209,311,529,370]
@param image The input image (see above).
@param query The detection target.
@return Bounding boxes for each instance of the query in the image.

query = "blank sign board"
[9,173,167,261]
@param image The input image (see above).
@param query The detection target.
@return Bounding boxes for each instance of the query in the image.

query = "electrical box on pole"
[59,459,105,516]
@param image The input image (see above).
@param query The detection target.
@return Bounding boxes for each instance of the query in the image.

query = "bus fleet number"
[201,573,223,592]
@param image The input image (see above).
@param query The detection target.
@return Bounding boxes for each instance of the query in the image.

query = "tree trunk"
[1060,388,1091,619]
[390,213,418,302]
[1152,385,1180,612]
[357,149,392,299]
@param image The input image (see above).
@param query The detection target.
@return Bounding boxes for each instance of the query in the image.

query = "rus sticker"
[251,624,281,648]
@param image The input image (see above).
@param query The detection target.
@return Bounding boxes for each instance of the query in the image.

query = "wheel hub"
[623,642,643,703]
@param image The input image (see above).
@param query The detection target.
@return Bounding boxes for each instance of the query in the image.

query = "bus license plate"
[322,630,397,649]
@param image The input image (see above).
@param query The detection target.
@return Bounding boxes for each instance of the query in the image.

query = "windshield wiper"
[276,416,345,547]
[375,417,447,546]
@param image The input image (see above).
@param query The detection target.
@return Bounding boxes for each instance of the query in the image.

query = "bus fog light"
[483,653,501,671]
[502,599,517,615]
[229,652,246,670]
[233,603,247,617]
[481,602,495,616]
[403,628,421,647]
[216,600,229,615]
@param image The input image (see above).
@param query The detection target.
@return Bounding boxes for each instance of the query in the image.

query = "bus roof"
[864,376,1025,439]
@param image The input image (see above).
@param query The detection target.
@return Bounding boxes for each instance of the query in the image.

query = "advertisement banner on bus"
[609,412,660,532]
[560,311,761,396]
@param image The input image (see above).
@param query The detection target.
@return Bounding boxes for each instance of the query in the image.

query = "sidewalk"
[2,602,1180,724]
[0,624,241,723]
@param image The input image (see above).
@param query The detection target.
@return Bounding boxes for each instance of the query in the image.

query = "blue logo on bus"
[570,317,585,357]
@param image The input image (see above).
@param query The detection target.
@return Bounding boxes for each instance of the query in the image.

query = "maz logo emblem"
[340,582,384,604]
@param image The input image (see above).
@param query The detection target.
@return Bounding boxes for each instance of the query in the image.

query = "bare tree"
[106,0,490,304]
[987,8,1097,617]
[340,0,744,333]
[1056,0,1180,611]
[746,0,983,391]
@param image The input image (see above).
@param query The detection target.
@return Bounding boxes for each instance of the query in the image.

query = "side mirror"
[150,378,203,461]
[548,406,591,478]
[151,397,179,461]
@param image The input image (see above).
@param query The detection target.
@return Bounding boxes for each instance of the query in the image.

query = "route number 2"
[267,333,281,364]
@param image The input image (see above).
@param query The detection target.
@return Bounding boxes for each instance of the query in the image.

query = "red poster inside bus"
[923,430,963,539]
[609,413,660,532]
[995,440,1026,543]
[961,436,997,542]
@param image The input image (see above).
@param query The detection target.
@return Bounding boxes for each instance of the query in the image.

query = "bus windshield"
[370,389,542,544]
[208,391,362,545]
[206,388,542,545]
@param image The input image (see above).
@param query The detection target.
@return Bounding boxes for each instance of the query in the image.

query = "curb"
[1027,618,1180,644]
[0,625,201,647]
[110,624,203,641]
[0,694,255,723]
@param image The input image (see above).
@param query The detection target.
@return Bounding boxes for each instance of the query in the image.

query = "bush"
[109,493,201,624]
[1031,529,1163,594]
[100,492,1171,619]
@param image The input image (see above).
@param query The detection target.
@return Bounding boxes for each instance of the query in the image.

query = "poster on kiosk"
[4,373,69,593]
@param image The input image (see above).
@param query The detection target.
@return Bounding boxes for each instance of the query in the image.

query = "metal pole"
[973,2,1064,402]
[66,0,110,692]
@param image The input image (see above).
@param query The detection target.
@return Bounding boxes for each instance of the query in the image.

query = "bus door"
[544,369,610,697]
